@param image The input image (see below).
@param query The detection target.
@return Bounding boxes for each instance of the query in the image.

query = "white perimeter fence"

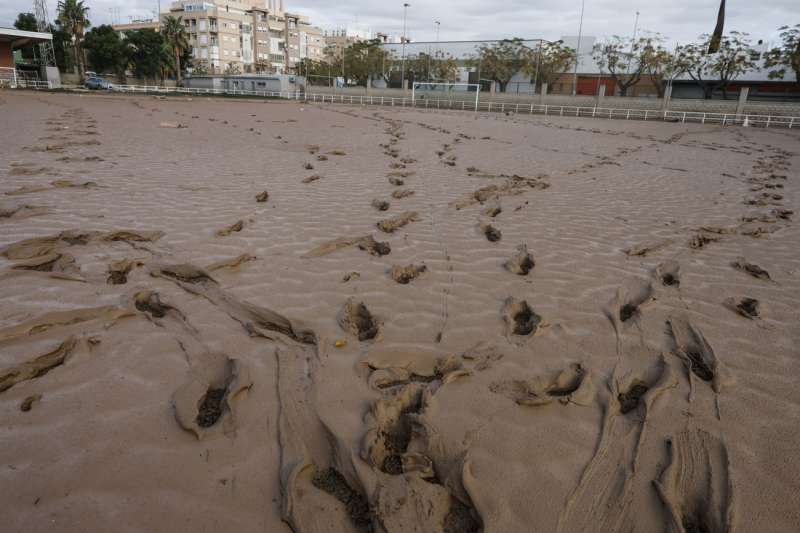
[7,81,800,129]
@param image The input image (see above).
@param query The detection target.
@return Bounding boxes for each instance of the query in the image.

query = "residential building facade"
[113,1,323,75]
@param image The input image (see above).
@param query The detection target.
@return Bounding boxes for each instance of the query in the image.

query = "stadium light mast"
[400,3,409,91]
[625,10,640,74]
[571,0,585,96]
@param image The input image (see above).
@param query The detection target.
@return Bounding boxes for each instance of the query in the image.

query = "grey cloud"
[1,0,794,47]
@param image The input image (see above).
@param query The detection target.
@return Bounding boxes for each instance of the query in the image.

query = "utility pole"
[400,3,409,91]
[571,0,585,96]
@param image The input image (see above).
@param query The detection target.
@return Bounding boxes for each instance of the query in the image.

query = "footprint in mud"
[303,234,391,258]
[303,162,314,170]
[172,357,252,440]
[377,211,419,233]
[483,203,502,217]
[623,239,672,257]
[107,258,141,285]
[617,381,650,414]
[504,244,534,275]
[731,258,771,281]
[502,297,542,336]
[0,337,77,394]
[134,290,175,319]
[311,468,372,527]
[390,264,427,284]
[11,252,78,275]
[654,429,733,533]
[302,174,322,184]
[655,260,680,287]
[688,233,720,249]
[255,190,269,202]
[216,220,244,237]
[723,297,760,319]
[391,189,415,199]
[490,363,593,406]
[20,393,43,412]
[363,383,427,474]
[667,316,720,388]
[372,199,390,211]
[481,223,502,242]
[359,373,481,533]
[388,176,404,186]
[338,298,380,341]
[605,279,653,326]
[358,235,392,256]
[156,263,216,285]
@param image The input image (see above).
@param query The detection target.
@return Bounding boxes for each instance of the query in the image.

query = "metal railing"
[0,68,53,89]
[8,82,798,129]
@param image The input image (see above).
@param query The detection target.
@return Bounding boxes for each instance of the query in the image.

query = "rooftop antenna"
[33,0,57,66]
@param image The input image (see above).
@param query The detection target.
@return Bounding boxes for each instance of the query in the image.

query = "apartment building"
[159,0,323,74]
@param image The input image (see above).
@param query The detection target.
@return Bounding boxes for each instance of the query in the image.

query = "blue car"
[85,77,114,90]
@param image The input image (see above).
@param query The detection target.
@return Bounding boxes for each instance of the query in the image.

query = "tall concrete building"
[116,0,324,74]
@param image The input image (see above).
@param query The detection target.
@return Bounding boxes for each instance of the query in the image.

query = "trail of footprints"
[2,102,794,532]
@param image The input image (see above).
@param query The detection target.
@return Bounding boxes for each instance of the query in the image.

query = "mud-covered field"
[1,90,799,532]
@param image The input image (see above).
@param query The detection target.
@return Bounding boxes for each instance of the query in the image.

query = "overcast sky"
[1,0,795,46]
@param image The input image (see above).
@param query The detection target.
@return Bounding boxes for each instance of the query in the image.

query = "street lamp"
[571,0,585,96]
[434,20,440,81]
[400,3,409,91]
[625,11,640,75]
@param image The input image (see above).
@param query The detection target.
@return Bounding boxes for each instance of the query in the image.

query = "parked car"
[85,77,114,90]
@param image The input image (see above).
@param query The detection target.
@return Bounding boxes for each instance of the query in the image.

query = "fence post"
[735,87,749,119]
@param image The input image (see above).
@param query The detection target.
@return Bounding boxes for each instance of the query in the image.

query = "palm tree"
[708,0,726,54]
[162,16,189,86]
[57,0,90,81]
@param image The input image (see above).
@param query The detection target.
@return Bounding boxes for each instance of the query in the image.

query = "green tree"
[83,24,128,81]
[49,23,73,72]
[592,36,647,96]
[56,0,91,81]
[14,12,38,31]
[297,57,334,85]
[14,13,40,63]
[431,51,459,82]
[681,32,755,99]
[342,39,390,86]
[531,40,576,90]
[639,36,687,97]
[764,24,800,85]
[470,38,531,91]
[162,16,189,85]
[126,29,169,83]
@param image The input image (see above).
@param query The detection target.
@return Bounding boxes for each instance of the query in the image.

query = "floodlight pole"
[400,3,409,91]
[571,0,585,96]
[433,20,440,82]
